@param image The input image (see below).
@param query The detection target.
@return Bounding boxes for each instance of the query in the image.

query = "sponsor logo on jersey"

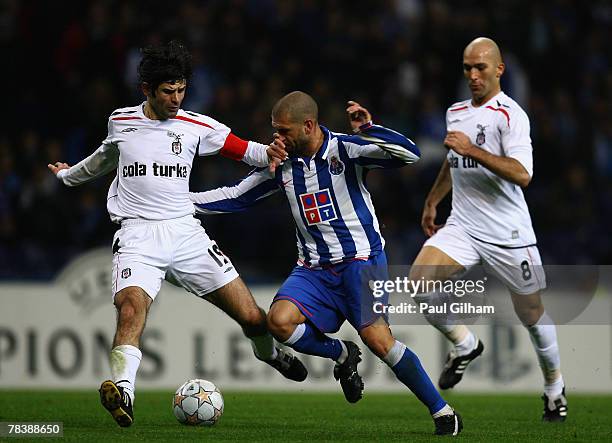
[122,161,188,178]
[121,268,131,279]
[476,124,487,145]
[449,155,479,169]
[120,127,138,133]
[299,189,337,225]
[328,156,345,175]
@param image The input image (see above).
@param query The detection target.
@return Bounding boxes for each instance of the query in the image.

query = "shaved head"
[464,37,503,66]
[271,91,323,157]
[462,37,505,105]
[272,91,318,124]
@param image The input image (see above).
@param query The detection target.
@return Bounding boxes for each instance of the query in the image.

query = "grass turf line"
[1,391,611,442]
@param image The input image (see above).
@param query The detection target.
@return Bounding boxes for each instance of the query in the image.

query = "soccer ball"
[173,379,224,426]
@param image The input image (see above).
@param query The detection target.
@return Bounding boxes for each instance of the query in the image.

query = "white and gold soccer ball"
[173,379,224,426]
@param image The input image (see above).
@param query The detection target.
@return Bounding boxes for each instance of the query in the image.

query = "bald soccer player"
[409,37,567,422]
[192,91,463,436]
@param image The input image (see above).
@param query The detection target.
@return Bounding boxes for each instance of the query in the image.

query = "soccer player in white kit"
[409,37,567,421]
[47,41,306,427]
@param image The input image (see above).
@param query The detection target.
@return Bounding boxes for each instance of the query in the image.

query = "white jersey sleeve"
[501,107,533,177]
[184,112,269,167]
[197,117,231,156]
[56,119,119,186]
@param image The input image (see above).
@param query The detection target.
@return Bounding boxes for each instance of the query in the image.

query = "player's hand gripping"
[444,131,474,157]
[267,137,287,174]
[421,203,444,237]
[346,100,372,132]
[48,162,70,175]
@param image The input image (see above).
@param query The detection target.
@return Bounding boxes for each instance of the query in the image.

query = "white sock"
[382,340,406,367]
[544,375,564,399]
[455,331,477,357]
[250,333,277,361]
[284,323,306,345]
[336,341,348,365]
[527,312,561,383]
[432,404,454,418]
[110,345,142,403]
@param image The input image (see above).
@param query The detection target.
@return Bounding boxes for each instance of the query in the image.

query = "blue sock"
[384,340,447,414]
[285,323,343,361]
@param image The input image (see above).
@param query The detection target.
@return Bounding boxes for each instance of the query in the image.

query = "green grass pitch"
[1,391,611,441]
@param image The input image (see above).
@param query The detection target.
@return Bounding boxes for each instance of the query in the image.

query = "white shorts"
[111,215,239,300]
[424,223,546,295]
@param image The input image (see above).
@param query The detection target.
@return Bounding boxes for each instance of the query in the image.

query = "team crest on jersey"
[476,124,487,145]
[167,131,183,155]
[121,268,131,279]
[299,189,337,225]
[328,156,345,175]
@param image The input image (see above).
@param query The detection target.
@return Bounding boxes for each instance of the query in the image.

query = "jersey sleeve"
[501,108,533,177]
[191,167,280,214]
[56,119,119,186]
[195,116,269,167]
[340,124,420,169]
[197,118,232,156]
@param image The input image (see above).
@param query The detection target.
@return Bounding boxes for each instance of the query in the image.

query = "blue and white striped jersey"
[191,124,420,267]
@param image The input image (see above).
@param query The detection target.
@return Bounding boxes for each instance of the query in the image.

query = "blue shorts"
[273,253,389,333]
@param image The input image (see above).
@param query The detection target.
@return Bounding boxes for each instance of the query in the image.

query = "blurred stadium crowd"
[0,0,609,280]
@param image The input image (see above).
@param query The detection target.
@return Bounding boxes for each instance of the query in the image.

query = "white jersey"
[57,103,270,223]
[445,91,537,247]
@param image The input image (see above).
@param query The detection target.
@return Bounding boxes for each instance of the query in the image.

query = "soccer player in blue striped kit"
[191,91,462,436]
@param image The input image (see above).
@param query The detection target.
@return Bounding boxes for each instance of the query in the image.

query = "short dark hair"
[137,40,193,94]
[272,91,318,123]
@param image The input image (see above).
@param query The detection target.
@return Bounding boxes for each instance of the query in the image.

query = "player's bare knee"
[117,300,145,324]
[408,267,443,294]
[363,336,393,359]
[360,327,395,358]
[517,306,544,327]
[266,309,293,339]
[511,293,544,326]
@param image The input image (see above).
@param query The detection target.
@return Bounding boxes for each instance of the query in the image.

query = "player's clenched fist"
[443,131,473,156]
[266,137,287,173]
[267,137,287,160]
[346,100,372,132]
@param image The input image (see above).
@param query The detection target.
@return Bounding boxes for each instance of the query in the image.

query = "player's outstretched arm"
[191,168,280,215]
[422,160,452,237]
[48,143,119,187]
[444,131,531,187]
[225,135,287,170]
